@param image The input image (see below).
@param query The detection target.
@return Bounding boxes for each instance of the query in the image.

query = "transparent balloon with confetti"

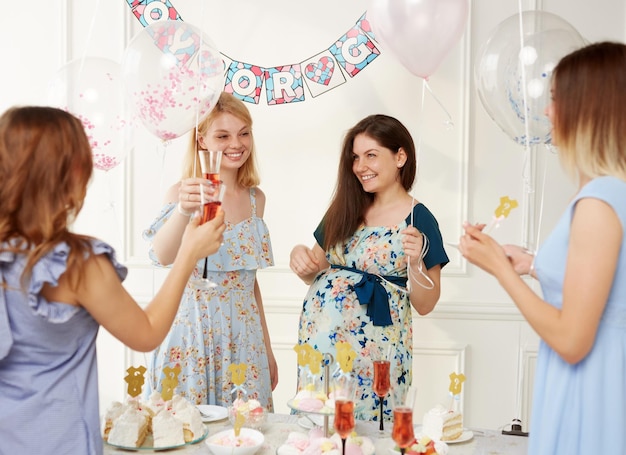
[122,20,224,141]
[48,57,135,172]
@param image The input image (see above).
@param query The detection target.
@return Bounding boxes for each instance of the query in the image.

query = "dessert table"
[103,413,529,454]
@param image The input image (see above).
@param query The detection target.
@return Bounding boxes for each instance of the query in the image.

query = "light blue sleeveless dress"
[143,188,275,411]
[0,240,127,455]
[531,176,626,454]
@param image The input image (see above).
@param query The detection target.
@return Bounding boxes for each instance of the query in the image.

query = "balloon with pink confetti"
[48,57,134,172]
[122,20,224,141]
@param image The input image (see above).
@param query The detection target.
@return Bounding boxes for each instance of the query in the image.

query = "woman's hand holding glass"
[178,209,225,263]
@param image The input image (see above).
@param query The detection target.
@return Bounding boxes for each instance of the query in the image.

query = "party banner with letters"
[125,1,381,106]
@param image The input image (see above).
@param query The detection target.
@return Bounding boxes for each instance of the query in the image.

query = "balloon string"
[102,170,123,249]
[517,1,532,190]
[532,144,550,252]
[423,80,454,130]
[77,0,102,79]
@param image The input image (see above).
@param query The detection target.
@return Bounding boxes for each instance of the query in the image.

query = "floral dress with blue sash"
[297,203,448,421]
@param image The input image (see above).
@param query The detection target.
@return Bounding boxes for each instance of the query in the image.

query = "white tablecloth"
[104,413,529,454]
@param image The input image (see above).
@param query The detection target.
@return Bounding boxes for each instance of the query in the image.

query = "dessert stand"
[287,352,335,437]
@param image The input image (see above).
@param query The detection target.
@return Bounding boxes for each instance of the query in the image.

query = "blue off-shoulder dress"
[143,188,275,411]
[530,176,626,454]
[0,240,127,455]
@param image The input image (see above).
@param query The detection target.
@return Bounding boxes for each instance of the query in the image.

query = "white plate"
[297,415,335,429]
[197,405,229,422]
[287,398,334,416]
[414,425,474,444]
[105,424,208,451]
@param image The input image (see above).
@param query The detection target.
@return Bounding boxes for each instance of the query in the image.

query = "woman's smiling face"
[199,112,252,171]
[352,133,404,193]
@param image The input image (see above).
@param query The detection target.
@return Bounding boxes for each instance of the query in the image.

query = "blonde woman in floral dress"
[290,115,449,421]
[144,93,277,411]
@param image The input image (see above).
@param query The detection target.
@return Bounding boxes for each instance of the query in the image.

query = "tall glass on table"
[373,353,391,433]
[391,387,416,455]
[333,373,357,455]
[190,149,223,289]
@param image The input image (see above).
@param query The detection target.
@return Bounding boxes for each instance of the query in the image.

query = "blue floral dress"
[297,203,448,421]
[143,188,275,411]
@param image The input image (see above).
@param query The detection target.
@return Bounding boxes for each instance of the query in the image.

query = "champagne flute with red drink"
[391,386,417,455]
[392,407,415,454]
[190,149,224,289]
[373,359,391,432]
[333,374,357,455]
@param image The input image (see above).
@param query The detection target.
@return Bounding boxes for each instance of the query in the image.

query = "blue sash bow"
[331,265,407,327]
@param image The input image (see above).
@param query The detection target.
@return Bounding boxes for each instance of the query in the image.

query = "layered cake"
[103,394,204,448]
[421,405,463,442]
[276,428,375,455]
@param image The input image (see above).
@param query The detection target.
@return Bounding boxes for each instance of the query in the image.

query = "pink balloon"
[368,0,469,79]
[48,57,134,172]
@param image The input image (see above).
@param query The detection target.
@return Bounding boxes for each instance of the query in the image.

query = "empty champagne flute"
[190,149,223,289]
[333,374,357,455]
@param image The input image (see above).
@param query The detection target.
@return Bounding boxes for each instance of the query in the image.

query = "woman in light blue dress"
[144,92,276,410]
[290,115,449,421]
[460,41,626,454]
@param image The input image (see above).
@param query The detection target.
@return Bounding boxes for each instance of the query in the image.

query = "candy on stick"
[124,365,147,398]
[228,363,250,437]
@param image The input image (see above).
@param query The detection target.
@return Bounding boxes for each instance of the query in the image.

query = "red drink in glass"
[334,400,355,439]
[202,201,222,223]
[392,407,415,448]
[203,172,220,184]
[373,360,391,396]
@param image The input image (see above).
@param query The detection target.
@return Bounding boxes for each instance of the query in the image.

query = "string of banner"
[125,0,380,106]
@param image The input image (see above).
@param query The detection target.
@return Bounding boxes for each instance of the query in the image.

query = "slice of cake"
[421,404,463,442]
[152,408,185,448]
[170,394,205,442]
[107,407,149,447]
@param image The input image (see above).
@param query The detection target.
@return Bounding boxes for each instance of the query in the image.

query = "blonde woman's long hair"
[182,92,260,188]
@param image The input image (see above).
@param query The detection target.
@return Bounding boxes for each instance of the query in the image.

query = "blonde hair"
[0,106,95,288]
[552,41,626,182]
[182,92,260,188]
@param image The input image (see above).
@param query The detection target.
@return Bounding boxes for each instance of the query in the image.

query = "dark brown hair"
[322,114,417,249]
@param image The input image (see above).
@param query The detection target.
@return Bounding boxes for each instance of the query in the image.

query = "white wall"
[3,0,624,431]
